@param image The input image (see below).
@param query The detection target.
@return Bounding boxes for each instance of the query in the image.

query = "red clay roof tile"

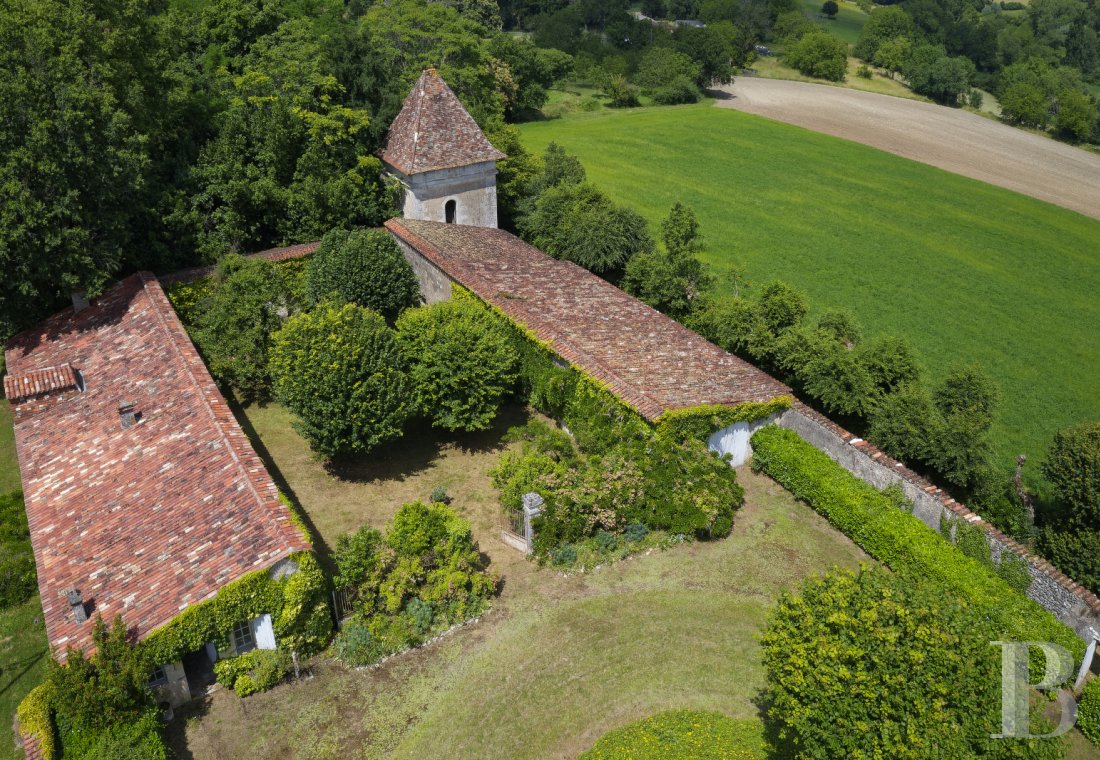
[385,219,791,420]
[381,69,505,176]
[5,273,310,657]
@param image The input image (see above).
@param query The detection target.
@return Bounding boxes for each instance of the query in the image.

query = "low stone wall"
[777,402,1100,643]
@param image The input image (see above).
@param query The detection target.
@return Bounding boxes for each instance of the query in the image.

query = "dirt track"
[717,78,1100,221]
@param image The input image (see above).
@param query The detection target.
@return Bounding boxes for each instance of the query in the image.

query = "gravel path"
[717,78,1100,221]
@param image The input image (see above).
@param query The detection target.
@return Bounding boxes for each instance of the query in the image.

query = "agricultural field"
[798,0,869,45]
[517,103,1100,483]
[164,401,869,758]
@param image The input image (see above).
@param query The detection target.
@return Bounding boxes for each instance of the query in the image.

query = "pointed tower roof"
[381,69,506,176]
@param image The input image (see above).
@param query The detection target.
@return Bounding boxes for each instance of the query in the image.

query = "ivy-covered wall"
[140,550,331,667]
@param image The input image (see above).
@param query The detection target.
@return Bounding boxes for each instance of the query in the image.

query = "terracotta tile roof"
[4,364,80,403]
[381,69,506,176]
[386,219,790,420]
[4,273,310,658]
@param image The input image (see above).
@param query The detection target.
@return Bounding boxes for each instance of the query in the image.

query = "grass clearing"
[0,596,50,760]
[165,402,869,759]
[517,104,1100,483]
[798,0,869,45]
[749,55,925,100]
[0,401,19,494]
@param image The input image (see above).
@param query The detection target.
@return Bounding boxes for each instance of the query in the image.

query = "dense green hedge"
[1079,677,1100,746]
[579,711,765,759]
[749,425,1083,662]
[17,682,56,759]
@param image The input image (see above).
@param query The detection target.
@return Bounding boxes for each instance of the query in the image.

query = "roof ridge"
[385,219,670,419]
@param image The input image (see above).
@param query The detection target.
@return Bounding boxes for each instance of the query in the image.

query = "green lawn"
[517,104,1100,483]
[166,403,868,758]
[799,0,869,45]
[0,401,19,494]
[0,596,50,760]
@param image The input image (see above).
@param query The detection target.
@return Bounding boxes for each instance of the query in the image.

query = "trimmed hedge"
[580,711,765,759]
[1079,677,1100,746]
[749,425,1083,662]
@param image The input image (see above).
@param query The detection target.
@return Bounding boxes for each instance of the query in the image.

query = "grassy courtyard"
[516,104,1100,485]
[164,401,868,758]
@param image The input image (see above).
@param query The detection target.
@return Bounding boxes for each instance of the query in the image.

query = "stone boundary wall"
[777,401,1100,642]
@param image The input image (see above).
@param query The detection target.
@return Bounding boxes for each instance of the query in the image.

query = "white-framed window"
[148,665,168,688]
[232,620,256,655]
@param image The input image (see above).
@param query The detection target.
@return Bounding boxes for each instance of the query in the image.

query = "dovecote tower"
[381,69,506,228]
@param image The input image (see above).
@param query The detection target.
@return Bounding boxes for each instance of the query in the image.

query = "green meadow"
[517,104,1100,481]
[799,0,869,45]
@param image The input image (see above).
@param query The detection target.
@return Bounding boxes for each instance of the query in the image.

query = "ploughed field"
[517,103,1100,481]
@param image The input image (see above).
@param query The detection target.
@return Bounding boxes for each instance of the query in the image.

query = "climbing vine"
[654,399,793,444]
[139,551,331,666]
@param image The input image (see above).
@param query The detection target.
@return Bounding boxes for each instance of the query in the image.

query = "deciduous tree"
[270,302,411,458]
[306,229,421,319]
[395,297,518,431]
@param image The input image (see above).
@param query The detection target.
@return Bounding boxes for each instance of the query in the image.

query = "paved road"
[716,78,1100,221]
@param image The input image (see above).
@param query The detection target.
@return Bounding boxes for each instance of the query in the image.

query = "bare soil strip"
[717,78,1100,221]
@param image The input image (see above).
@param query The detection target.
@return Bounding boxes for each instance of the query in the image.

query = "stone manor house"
[7,69,1099,732]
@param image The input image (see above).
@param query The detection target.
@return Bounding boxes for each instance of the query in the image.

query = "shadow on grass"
[0,649,46,699]
[163,693,214,760]
[228,397,336,573]
[324,404,530,486]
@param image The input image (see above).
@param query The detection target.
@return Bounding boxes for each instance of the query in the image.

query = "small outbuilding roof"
[385,219,790,421]
[381,68,506,176]
[5,273,310,657]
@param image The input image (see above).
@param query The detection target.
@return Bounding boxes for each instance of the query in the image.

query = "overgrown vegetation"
[44,616,168,759]
[0,490,35,610]
[331,500,499,667]
[492,419,745,566]
[762,566,1065,759]
[306,229,421,320]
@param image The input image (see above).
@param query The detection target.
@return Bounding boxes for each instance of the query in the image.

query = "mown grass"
[798,0,868,45]
[166,403,868,759]
[0,596,50,760]
[0,401,19,494]
[517,104,1100,484]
